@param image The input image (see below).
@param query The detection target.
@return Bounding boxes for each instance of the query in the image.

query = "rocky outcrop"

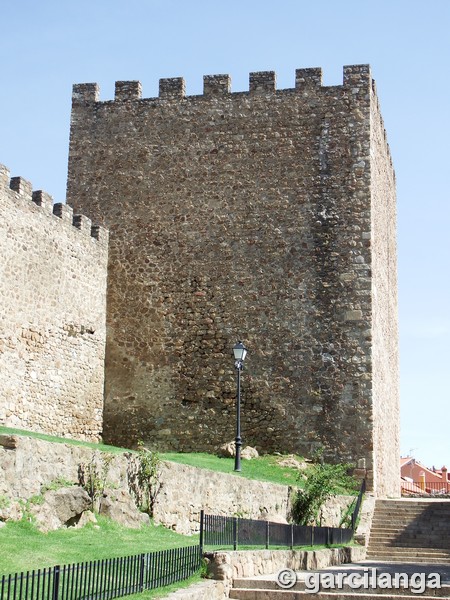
[30,487,91,532]
[99,488,150,528]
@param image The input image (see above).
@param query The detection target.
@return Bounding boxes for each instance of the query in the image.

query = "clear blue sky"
[1,0,448,468]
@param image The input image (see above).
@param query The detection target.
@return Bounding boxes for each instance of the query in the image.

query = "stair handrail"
[351,477,366,531]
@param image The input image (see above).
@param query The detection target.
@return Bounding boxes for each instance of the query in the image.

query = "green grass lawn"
[159,451,306,487]
[0,516,199,575]
[0,425,360,492]
[0,425,129,455]
[0,425,307,487]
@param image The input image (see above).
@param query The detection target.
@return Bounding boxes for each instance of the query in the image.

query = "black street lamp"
[233,341,248,472]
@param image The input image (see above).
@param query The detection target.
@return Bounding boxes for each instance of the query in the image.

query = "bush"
[291,453,357,526]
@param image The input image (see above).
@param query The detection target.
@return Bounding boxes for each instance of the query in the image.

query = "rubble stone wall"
[0,167,108,440]
[0,435,354,534]
[66,65,398,495]
[369,89,400,497]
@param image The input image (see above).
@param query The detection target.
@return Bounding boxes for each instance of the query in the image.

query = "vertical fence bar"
[199,510,204,554]
[265,521,269,549]
[51,566,60,600]
[233,517,238,550]
[139,554,145,592]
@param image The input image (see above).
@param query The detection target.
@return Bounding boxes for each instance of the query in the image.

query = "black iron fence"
[200,511,353,551]
[0,545,201,600]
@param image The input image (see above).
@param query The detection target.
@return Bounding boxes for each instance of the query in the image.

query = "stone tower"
[67,64,399,496]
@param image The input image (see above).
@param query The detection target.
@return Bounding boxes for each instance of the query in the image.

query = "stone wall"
[163,581,226,600]
[206,546,367,582]
[66,64,398,494]
[0,435,356,534]
[369,87,400,497]
[0,166,108,440]
[0,435,290,533]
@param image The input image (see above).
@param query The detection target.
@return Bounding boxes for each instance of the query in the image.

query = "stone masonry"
[66,64,399,496]
[0,165,108,440]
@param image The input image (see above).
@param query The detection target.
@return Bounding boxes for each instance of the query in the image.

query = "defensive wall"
[66,64,399,496]
[0,165,108,440]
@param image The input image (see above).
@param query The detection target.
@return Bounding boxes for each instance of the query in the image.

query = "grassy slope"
[0,425,304,487]
[160,452,304,487]
[0,426,129,454]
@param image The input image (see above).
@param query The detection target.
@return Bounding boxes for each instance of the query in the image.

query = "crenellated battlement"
[72,64,372,104]
[0,163,108,244]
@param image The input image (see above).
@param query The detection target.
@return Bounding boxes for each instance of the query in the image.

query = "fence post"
[311,526,314,547]
[290,524,294,550]
[199,510,204,554]
[233,517,238,551]
[265,521,269,549]
[52,566,60,600]
[139,554,145,592]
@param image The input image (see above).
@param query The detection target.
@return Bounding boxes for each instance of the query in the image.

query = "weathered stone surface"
[241,446,259,460]
[67,65,399,497]
[277,455,308,470]
[30,487,91,532]
[75,509,97,528]
[161,580,226,600]
[316,495,355,527]
[205,546,367,583]
[154,460,290,534]
[0,166,108,441]
[217,442,258,460]
[99,488,150,528]
[0,435,19,450]
[0,436,290,533]
[0,498,22,522]
[217,442,236,458]
[354,492,376,546]
[0,436,362,536]
[258,513,288,524]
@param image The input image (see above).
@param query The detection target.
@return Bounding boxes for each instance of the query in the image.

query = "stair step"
[229,591,446,600]
[233,579,450,595]
[367,550,450,557]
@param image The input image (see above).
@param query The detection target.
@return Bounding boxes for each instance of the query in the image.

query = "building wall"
[0,165,108,440]
[66,65,398,493]
[369,86,400,497]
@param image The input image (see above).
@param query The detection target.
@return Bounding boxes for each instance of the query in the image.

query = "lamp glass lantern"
[233,341,247,364]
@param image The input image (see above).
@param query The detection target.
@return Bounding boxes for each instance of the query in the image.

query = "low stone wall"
[0,433,358,535]
[354,493,376,546]
[205,546,367,583]
[0,435,290,533]
[155,460,291,534]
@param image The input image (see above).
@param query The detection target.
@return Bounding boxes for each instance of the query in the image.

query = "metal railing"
[0,545,201,600]
[200,511,353,551]
[402,480,450,496]
[351,477,366,531]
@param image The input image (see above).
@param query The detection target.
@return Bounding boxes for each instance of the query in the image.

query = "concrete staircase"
[367,499,450,564]
[229,575,450,599]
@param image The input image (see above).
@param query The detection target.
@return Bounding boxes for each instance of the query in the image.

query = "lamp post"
[233,341,247,472]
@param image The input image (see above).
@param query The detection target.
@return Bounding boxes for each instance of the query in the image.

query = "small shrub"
[78,452,114,510]
[135,441,162,517]
[291,451,358,526]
